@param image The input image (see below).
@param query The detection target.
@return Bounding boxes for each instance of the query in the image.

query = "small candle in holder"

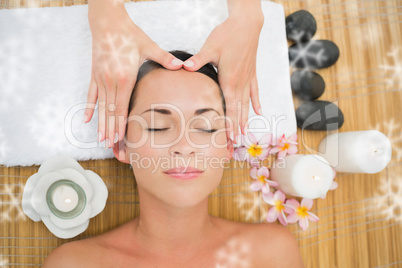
[51,185,79,212]
[318,130,392,174]
[270,154,334,199]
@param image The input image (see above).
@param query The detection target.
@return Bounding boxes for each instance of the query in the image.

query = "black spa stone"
[291,70,325,100]
[286,10,317,42]
[295,100,344,130]
[289,40,340,69]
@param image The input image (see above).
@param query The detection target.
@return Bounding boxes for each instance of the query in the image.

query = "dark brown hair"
[127,50,226,118]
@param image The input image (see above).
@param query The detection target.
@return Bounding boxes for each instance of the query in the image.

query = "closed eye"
[146,128,217,133]
[146,128,169,132]
[195,128,218,133]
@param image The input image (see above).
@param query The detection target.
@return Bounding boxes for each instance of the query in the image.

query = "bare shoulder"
[210,217,304,267]
[42,238,102,268]
[243,222,305,267]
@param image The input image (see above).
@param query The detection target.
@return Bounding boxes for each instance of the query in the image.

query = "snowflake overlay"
[0,254,8,267]
[0,183,27,222]
[215,238,251,268]
[234,192,269,223]
[289,32,328,70]
[380,47,402,89]
[372,174,402,223]
[176,0,226,39]
[369,118,402,162]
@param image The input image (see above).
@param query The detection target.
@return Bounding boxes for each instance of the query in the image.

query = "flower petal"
[257,148,270,160]
[307,211,319,222]
[31,172,64,217]
[250,167,258,179]
[21,173,42,222]
[277,150,287,158]
[258,133,272,147]
[287,145,298,155]
[299,217,309,230]
[261,184,270,194]
[250,181,262,191]
[278,210,288,226]
[248,157,260,167]
[37,156,86,178]
[233,147,249,161]
[287,212,300,224]
[266,180,279,188]
[301,198,313,210]
[262,192,275,205]
[274,190,286,202]
[330,180,338,190]
[49,204,92,229]
[248,132,258,145]
[288,133,298,142]
[42,215,89,239]
[269,147,281,154]
[286,199,300,210]
[84,170,108,218]
[266,207,279,222]
[283,204,295,214]
[258,166,269,178]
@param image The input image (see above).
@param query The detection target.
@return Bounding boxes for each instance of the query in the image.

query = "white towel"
[0,0,296,167]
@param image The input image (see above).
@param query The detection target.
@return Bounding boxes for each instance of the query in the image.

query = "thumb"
[183,49,216,71]
[147,45,184,70]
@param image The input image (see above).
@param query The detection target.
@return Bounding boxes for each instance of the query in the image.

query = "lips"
[164,166,203,174]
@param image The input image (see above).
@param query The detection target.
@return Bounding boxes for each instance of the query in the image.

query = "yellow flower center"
[281,143,289,151]
[297,206,308,218]
[258,176,266,184]
[275,200,284,211]
[248,144,262,157]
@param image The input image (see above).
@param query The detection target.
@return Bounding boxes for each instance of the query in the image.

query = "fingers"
[223,87,239,144]
[240,83,251,135]
[83,72,98,123]
[97,75,107,144]
[183,47,217,72]
[250,75,262,116]
[146,44,184,70]
[114,73,135,144]
[104,75,117,149]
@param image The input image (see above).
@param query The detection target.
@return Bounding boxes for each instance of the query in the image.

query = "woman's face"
[115,68,232,208]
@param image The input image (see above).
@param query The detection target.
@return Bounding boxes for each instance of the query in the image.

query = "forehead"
[133,69,223,116]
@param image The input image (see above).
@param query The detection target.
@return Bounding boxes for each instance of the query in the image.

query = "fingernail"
[171,58,183,66]
[258,108,263,116]
[98,132,103,142]
[105,139,110,149]
[114,132,119,144]
[83,114,88,123]
[183,60,194,67]
[230,130,234,141]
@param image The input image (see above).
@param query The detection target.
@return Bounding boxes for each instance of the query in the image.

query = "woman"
[44,51,304,267]
[84,0,264,150]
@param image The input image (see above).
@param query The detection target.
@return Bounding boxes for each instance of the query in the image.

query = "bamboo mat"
[0,0,401,267]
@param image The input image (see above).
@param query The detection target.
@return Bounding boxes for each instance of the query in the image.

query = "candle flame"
[65,198,72,203]
[312,176,321,181]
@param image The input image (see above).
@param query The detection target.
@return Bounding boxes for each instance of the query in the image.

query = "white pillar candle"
[318,130,392,174]
[270,154,334,199]
[51,185,79,212]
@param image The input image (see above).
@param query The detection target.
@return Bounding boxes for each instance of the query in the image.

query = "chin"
[160,189,210,208]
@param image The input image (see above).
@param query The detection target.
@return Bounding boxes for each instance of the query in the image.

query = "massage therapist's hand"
[84,0,183,148]
[182,1,264,142]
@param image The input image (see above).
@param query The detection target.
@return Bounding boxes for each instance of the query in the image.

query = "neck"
[132,188,216,258]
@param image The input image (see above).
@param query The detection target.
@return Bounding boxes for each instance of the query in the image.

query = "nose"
[168,133,195,156]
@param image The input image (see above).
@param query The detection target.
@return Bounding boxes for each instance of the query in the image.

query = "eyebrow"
[141,108,220,116]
